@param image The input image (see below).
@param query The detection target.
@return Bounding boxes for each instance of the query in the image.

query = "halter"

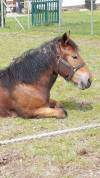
[57,55,85,81]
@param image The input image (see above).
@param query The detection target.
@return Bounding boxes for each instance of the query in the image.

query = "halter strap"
[73,62,86,72]
[57,55,86,81]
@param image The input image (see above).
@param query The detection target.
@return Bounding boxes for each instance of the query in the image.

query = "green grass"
[0,10,100,178]
[0,10,100,36]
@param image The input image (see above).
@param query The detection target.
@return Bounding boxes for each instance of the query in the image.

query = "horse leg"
[0,108,9,117]
[33,107,67,119]
[49,99,64,108]
[14,106,67,119]
[11,84,67,119]
[0,108,17,117]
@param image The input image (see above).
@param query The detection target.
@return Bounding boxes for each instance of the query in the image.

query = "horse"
[0,33,92,118]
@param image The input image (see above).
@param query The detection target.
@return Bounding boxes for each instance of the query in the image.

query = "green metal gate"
[32,0,59,26]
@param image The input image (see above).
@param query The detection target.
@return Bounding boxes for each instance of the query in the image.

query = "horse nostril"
[88,79,92,85]
[87,78,92,88]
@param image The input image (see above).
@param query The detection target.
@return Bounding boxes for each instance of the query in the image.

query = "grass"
[0,10,100,36]
[0,10,100,178]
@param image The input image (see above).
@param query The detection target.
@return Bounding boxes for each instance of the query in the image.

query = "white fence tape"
[0,123,100,146]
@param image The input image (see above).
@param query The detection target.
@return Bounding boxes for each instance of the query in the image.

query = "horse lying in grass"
[0,33,92,118]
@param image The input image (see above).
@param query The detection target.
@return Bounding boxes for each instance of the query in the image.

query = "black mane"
[0,36,78,88]
[0,37,60,88]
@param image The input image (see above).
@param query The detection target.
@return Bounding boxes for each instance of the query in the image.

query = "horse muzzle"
[78,78,92,90]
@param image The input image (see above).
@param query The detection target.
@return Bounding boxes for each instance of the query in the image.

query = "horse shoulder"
[11,83,49,111]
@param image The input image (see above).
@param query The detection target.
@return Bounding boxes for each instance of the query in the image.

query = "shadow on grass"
[62,99,93,112]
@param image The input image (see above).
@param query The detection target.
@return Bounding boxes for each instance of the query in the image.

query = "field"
[0,11,100,178]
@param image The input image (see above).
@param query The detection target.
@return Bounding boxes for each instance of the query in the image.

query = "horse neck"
[48,43,60,74]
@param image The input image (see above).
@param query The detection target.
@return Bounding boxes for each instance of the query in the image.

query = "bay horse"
[0,33,92,118]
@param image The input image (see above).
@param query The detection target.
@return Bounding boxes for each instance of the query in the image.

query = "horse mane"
[0,37,59,88]
[0,36,78,88]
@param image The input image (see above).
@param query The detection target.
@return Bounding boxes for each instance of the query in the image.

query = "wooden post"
[90,0,94,35]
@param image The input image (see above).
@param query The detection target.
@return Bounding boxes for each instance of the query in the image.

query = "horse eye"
[64,48,67,51]
[72,55,77,59]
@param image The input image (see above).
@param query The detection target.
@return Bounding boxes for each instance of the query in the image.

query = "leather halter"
[57,55,85,81]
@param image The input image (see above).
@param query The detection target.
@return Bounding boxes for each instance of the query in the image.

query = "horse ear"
[62,33,68,43]
[62,30,70,44]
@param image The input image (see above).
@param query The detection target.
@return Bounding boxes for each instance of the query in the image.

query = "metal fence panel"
[32,0,59,25]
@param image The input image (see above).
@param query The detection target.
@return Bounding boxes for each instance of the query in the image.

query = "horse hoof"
[56,108,68,119]
[56,102,64,108]
[63,109,68,117]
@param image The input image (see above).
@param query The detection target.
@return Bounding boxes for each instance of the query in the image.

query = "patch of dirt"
[0,150,22,166]
[61,152,100,178]
[77,148,88,156]
[0,148,100,178]
[0,150,25,178]
[77,39,100,48]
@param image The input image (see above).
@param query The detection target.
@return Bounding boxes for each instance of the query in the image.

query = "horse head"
[56,32,92,90]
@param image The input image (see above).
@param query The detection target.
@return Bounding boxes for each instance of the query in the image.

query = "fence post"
[0,0,4,28]
[58,0,62,32]
[45,1,48,24]
[90,0,94,35]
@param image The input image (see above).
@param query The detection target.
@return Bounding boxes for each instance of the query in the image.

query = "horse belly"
[12,84,48,111]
